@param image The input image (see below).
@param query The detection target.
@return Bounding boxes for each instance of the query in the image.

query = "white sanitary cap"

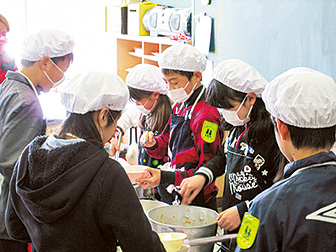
[126,64,168,95]
[60,71,129,114]
[159,43,207,72]
[262,67,336,128]
[21,29,74,61]
[214,59,268,97]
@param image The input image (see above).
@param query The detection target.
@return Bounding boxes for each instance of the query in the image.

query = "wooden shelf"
[143,54,159,62]
[128,52,143,58]
[116,34,191,81]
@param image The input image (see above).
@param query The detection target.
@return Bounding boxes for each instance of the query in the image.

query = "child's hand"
[179,175,206,205]
[140,131,156,148]
[217,206,241,231]
[136,167,161,189]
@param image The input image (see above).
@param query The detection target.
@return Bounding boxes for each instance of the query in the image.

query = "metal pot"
[140,199,169,229]
[140,199,169,215]
[147,205,218,252]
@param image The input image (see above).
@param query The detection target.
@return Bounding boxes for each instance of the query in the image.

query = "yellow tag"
[201,121,218,143]
[237,212,259,249]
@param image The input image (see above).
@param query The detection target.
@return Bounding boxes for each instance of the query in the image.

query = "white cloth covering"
[60,71,129,113]
[159,43,207,72]
[126,64,168,95]
[262,67,336,128]
[214,59,267,97]
[21,29,74,61]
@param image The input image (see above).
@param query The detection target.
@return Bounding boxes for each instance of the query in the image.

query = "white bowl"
[117,158,130,167]
[158,232,187,252]
[123,165,147,184]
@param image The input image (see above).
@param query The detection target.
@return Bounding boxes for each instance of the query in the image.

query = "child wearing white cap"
[137,44,223,210]
[179,59,285,250]
[235,68,336,251]
[0,29,74,251]
[111,64,172,170]
[5,71,166,252]
[110,64,173,200]
[118,64,172,165]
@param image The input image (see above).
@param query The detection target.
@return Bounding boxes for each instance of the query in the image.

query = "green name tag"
[237,212,259,249]
[201,121,218,143]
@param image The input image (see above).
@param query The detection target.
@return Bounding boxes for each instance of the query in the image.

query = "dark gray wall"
[194,0,336,81]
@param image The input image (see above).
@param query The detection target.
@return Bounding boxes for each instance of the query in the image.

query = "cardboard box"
[127,2,157,36]
[106,6,128,34]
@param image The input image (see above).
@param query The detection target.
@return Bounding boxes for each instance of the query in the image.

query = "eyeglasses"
[108,110,121,138]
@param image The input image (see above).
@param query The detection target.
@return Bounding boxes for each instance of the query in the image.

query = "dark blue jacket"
[235,151,336,252]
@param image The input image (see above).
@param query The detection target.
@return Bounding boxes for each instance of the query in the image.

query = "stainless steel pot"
[140,199,169,215]
[140,200,169,229]
[147,205,218,252]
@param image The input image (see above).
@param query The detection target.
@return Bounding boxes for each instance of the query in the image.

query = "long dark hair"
[206,78,286,182]
[57,109,121,148]
[128,87,172,133]
[206,79,273,145]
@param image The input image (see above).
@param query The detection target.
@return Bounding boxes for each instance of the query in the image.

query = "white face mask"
[43,59,66,88]
[218,96,253,126]
[136,97,156,115]
[169,81,196,103]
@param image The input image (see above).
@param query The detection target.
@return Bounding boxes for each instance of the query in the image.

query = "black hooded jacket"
[6,136,165,252]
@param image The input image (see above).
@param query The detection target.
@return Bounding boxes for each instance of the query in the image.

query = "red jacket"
[146,86,223,204]
[0,52,17,83]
